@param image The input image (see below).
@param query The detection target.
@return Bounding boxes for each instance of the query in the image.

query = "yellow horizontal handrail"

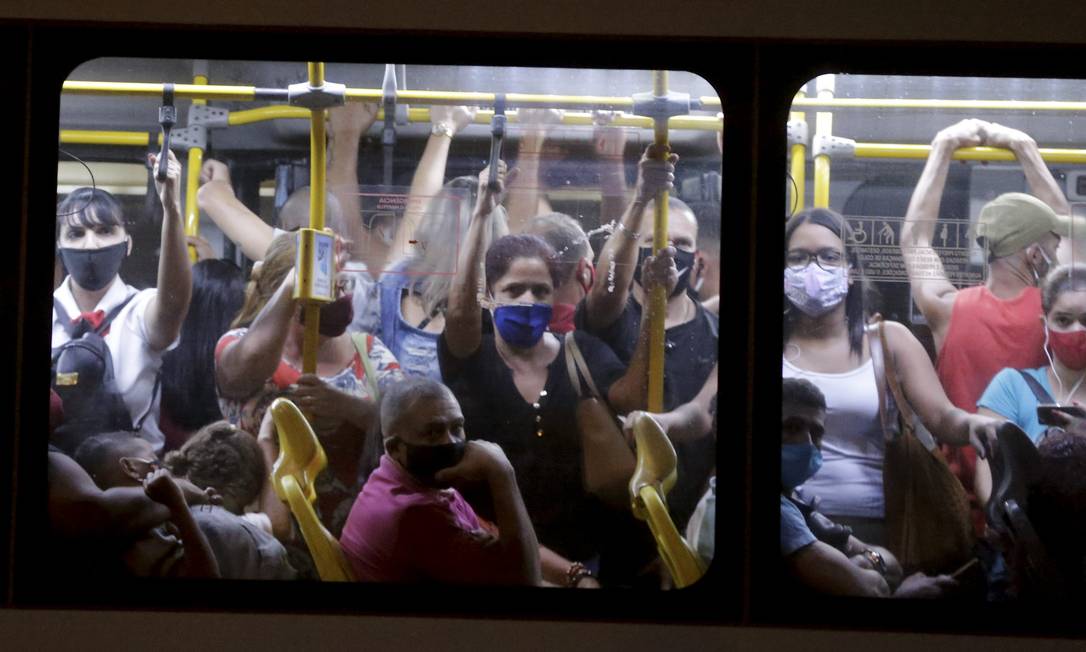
[59,129,151,146]
[228,105,310,124]
[63,81,260,101]
[230,106,721,131]
[794,97,1086,112]
[855,143,1086,164]
[63,80,722,114]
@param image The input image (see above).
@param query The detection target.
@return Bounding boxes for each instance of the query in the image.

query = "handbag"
[867,316,975,575]
[564,331,636,511]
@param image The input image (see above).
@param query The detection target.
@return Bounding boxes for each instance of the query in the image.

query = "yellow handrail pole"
[229,106,311,125]
[648,70,670,414]
[185,70,208,262]
[59,130,151,146]
[812,75,834,209]
[301,62,327,376]
[227,105,722,132]
[789,87,807,213]
[793,97,1086,112]
[63,81,261,101]
[854,143,1086,164]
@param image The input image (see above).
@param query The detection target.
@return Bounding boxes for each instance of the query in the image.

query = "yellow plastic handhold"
[628,412,706,588]
[270,397,354,582]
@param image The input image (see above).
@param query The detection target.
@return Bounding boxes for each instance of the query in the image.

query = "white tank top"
[782,356,885,519]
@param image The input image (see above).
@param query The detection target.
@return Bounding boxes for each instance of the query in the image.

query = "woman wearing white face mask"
[782,208,999,546]
[978,264,1086,447]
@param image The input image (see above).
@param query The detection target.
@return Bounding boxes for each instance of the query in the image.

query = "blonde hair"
[231,232,298,329]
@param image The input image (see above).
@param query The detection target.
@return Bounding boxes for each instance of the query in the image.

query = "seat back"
[986,421,1058,594]
[269,397,354,582]
[628,412,706,588]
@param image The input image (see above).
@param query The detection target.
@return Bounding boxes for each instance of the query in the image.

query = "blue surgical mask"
[781,443,823,489]
[493,303,552,348]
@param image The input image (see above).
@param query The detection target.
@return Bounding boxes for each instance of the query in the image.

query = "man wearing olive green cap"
[900,119,1072,534]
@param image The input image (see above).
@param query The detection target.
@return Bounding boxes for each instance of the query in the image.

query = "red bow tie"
[73,310,107,335]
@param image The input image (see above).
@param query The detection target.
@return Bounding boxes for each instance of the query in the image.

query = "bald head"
[637,197,698,251]
[279,187,346,236]
[380,377,459,443]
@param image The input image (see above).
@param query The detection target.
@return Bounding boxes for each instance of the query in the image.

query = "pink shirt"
[339,455,500,583]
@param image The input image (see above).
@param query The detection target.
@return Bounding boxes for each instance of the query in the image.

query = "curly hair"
[163,420,266,514]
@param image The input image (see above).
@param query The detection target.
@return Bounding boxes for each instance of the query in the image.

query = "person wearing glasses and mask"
[339,377,540,585]
[899,119,1073,530]
[782,208,999,546]
[440,163,658,588]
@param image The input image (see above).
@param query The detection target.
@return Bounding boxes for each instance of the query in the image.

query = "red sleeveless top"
[935,285,1047,533]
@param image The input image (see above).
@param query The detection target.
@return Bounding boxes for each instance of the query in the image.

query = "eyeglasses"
[785,248,845,271]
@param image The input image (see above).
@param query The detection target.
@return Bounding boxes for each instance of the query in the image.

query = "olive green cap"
[974,192,1070,258]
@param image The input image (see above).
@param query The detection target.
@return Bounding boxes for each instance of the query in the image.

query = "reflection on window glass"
[49,59,721,588]
[781,73,1086,601]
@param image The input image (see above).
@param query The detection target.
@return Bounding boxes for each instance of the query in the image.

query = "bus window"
[49,58,721,589]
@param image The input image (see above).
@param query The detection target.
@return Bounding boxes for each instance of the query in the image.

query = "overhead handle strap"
[156,83,176,181]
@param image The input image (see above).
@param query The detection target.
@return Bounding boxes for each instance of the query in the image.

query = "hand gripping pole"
[488,94,507,192]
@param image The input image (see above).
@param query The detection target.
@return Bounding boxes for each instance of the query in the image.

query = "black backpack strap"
[53,293,136,338]
[1017,369,1056,405]
[95,293,137,336]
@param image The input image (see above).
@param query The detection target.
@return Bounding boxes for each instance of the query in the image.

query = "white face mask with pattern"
[784,263,850,317]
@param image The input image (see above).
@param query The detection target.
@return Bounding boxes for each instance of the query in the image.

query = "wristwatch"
[431,122,455,138]
[862,548,888,576]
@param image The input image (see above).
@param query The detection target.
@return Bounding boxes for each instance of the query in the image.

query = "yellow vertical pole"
[648,70,669,414]
[302,61,327,375]
[789,87,807,213]
[813,75,834,208]
[185,70,207,262]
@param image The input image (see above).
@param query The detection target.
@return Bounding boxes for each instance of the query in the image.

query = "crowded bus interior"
[47,59,723,589]
[781,73,1086,602]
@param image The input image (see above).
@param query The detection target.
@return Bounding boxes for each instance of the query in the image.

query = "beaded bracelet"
[566,561,594,588]
[615,221,642,241]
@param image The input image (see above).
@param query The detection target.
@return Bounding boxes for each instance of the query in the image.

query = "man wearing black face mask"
[339,378,541,585]
[577,144,720,531]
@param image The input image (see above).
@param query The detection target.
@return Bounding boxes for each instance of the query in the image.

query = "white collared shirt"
[52,276,177,453]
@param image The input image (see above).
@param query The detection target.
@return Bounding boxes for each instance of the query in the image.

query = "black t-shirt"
[575,294,719,530]
[438,330,626,561]
[574,295,718,411]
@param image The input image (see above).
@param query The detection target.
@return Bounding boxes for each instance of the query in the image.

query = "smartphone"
[1037,404,1086,426]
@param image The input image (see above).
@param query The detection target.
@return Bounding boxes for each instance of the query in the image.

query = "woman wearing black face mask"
[51,151,192,454]
[441,163,657,588]
[215,232,404,538]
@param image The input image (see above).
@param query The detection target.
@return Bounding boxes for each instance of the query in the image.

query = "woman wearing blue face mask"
[441,163,658,588]
[782,208,1000,546]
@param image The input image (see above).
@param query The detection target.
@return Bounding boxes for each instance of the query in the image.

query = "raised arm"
[196,158,276,261]
[984,122,1071,217]
[606,247,681,414]
[505,108,563,232]
[215,272,296,400]
[584,144,676,331]
[327,103,379,265]
[255,408,294,543]
[900,119,986,347]
[444,163,508,359]
[144,150,192,352]
[389,106,477,267]
[594,111,630,226]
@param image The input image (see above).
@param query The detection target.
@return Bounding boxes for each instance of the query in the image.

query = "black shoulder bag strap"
[1016,369,1056,405]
